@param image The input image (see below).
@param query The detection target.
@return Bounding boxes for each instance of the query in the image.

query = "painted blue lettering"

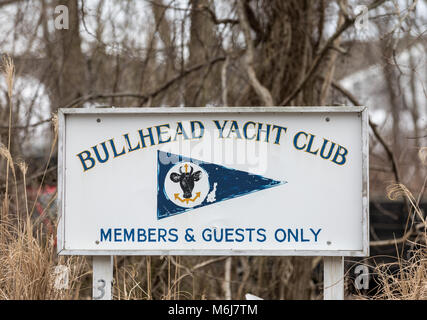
[226,121,242,139]
[243,121,256,140]
[310,228,322,242]
[123,133,141,152]
[332,146,348,165]
[256,123,271,142]
[174,122,189,141]
[109,139,126,157]
[156,124,171,144]
[305,134,319,155]
[293,131,308,150]
[213,120,228,138]
[114,228,122,242]
[320,139,336,159]
[257,228,266,242]
[190,121,204,139]
[92,142,109,163]
[235,228,244,242]
[275,228,286,242]
[202,228,212,241]
[169,228,178,242]
[138,127,155,148]
[288,229,298,242]
[225,228,234,242]
[100,228,111,242]
[77,150,95,171]
[300,229,309,242]
[137,228,146,242]
[124,228,134,242]
[272,125,287,144]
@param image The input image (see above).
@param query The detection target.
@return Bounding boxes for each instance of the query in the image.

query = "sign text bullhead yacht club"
[76,119,349,172]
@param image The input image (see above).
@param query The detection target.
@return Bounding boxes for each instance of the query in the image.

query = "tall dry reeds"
[358,149,427,300]
[373,247,427,299]
[1,55,15,220]
[0,216,88,299]
[0,56,89,300]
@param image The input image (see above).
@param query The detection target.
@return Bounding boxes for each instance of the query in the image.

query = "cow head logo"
[170,164,202,199]
[164,162,209,208]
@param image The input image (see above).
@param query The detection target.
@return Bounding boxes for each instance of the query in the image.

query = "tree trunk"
[47,0,87,111]
[185,0,220,107]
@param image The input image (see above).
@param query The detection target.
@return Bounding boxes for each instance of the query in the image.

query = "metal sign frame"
[57,106,369,258]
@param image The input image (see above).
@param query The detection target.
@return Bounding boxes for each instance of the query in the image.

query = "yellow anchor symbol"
[174,192,201,204]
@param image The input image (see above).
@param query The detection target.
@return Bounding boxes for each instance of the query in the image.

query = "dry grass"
[0,56,89,300]
[371,227,427,298]
[0,218,88,299]
[1,55,15,220]
[0,132,89,299]
[357,160,427,300]
[372,247,427,299]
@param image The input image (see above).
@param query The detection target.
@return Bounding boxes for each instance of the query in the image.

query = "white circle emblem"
[164,162,210,208]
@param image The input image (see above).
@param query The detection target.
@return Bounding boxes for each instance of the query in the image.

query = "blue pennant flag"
[157,151,286,219]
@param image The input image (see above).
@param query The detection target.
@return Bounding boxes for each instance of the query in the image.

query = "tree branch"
[370,231,412,246]
[280,0,388,106]
[5,56,226,128]
[201,5,239,25]
[329,79,414,236]
[329,79,401,184]
[0,0,27,8]
[61,56,226,108]
[237,0,274,106]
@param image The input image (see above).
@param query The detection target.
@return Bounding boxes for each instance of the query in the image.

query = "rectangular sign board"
[57,107,369,256]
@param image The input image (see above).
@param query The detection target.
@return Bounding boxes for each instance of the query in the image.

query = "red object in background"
[27,185,58,247]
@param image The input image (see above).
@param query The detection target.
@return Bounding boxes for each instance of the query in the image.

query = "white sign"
[57,107,369,256]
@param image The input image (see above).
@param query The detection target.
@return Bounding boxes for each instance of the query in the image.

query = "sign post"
[324,256,344,300]
[92,256,113,300]
[57,107,369,300]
